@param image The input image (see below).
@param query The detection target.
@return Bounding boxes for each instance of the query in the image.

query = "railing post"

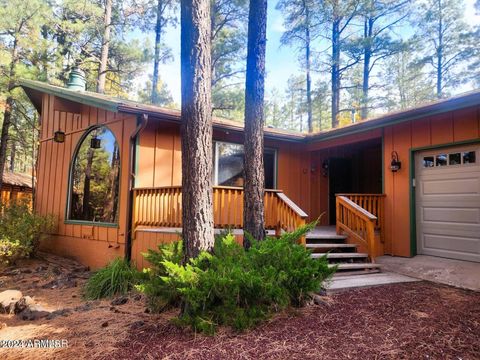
[367,220,375,263]
[335,195,341,235]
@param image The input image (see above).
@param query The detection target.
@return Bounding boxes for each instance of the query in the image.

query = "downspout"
[125,113,148,262]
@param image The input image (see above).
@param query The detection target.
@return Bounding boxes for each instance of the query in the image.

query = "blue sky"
[132,0,480,104]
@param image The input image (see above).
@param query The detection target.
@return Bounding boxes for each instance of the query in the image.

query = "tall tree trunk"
[9,142,15,172]
[180,0,214,259]
[97,0,113,94]
[331,18,340,128]
[436,0,443,98]
[305,7,313,133]
[152,0,163,104]
[0,38,18,192]
[82,148,94,220]
[243,0,267,248]
[361,17,373,120]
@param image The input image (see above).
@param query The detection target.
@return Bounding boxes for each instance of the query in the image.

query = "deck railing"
[133,186,308,244]
[336,193,385,243]
[336,195,379,262]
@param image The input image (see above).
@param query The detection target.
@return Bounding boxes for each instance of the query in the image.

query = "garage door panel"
[422,207,480,224]
[423,234,479,253]
[422,178,479,195]
[415,144,480,263]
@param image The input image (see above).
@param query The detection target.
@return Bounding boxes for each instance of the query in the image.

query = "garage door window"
[423,150,476,168]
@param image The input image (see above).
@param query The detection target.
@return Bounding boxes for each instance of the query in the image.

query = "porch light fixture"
[390,151,401,172]
[53,130,65,143]
[90,136,101,149]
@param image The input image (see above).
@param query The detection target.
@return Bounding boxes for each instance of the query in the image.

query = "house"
[20,78,480,270]
[1,171,34,206]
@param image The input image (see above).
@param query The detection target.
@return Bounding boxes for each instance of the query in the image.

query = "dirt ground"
[0,254,479,360]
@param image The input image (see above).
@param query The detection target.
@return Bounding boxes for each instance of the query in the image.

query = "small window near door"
[463,151,476,164]
[423,156,434,167]
[449,153,461,165]
[436,154,447,166]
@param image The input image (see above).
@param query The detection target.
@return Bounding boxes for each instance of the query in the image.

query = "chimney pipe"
[66,66,86,91]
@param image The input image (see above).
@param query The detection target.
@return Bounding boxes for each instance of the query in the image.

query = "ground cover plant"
[137,223,335,334]
[0,199,54,266]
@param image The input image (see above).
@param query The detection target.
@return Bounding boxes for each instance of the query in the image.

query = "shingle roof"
[2,172,34,188]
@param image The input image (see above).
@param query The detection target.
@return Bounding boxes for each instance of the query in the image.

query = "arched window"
[68,126,120,224]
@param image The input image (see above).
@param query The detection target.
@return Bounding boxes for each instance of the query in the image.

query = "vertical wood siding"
[36,94,136,268]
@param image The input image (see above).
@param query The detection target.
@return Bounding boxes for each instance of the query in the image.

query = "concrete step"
[306,243,357,251]
[306,233,347,240]
[332,269,382,277]
[326,253,368,259]
[330,263,382,271]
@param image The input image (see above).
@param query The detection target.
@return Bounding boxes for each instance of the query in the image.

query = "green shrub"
[139,223,335,334]
[0,199,55,265]
[84,258,142,300]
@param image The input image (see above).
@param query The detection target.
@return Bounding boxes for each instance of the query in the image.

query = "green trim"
[409,138,480,257]
[20,79,119,113]
[65,124,122,227]
[64,220,119,228]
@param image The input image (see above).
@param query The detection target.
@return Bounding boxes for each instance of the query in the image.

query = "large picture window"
[213,141,277,189]
[68,126,120,224]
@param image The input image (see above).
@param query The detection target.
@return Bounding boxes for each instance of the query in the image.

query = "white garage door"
[415,144,480,262]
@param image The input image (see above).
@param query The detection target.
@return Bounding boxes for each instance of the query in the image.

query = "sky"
[131,0,480,105]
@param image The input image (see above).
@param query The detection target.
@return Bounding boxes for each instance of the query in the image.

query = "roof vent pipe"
[66,66,86,91]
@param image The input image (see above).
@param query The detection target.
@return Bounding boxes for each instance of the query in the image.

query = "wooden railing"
[336,195,378,262]
[336,193,385,243]
[133,186,308,244]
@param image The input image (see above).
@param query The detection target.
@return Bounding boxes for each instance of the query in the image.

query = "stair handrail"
[335,195,377,262]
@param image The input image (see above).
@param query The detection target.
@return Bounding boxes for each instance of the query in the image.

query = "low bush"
[0,199,55,265]
[84,258,143,300]
[139,223,335,334]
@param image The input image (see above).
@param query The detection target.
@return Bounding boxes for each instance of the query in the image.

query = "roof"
[20,79,480,143]
[2,172,34,188]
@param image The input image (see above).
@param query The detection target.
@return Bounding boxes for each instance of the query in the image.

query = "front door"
[329,158,352,224]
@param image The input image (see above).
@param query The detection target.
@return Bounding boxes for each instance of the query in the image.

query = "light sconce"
[322,160,329,177]
[53,131,65,143]
[90,136,101,149]
[390,151,401,172]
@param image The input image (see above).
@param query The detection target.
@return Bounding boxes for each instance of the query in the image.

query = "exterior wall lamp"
[390,151,401,172]
[322,160,329,177]
[90,136,101,149]
[53,131,65,143]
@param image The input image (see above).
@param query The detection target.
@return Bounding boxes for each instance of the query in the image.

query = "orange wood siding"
[35,94,137,269]
[383,105,480,257]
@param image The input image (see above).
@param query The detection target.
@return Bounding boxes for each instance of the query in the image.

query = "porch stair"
[306,226,382,275]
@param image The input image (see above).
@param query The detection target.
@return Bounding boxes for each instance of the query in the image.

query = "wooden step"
[306,233,347,240]
[306,243,357,250]
[330,263,382,271]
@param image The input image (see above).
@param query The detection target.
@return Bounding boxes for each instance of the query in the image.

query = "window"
[423,156,434,167]
[449,153,461,165]
[213,141,277,189]
[436,154,447,166]
[463,151,476,164]
[68,126,120,224]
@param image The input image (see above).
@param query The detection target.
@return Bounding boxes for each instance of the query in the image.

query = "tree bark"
[97,0,113,94]
[0,37,18,192]
[82,148,94,220]
[305,6,313,133]
[152,0,163,104]
[331,18,340,128]
[9,142,15,172]
[243,0,267,248]
[180,0,214,259]
[436,0,443,98]
[361,17,374,120]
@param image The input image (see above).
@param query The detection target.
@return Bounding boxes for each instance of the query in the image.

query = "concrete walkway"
[327,272,420,293]
[376,255,480,291]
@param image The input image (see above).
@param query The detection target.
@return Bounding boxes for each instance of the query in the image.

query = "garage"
[415,144,480,262]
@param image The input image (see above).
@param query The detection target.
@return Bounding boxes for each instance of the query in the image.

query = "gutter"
[125,113,149,262]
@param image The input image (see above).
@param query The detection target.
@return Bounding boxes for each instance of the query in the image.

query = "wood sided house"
[1,172,33,205]
[19,79,480,271]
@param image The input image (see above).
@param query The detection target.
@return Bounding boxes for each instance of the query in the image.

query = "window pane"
[436,154,447,166]
[215,142,276,188]
[423,156,434,167]
[463,151,476,164]
[217,142,244,187]
[69,126,120,223]
[448,153,461,165]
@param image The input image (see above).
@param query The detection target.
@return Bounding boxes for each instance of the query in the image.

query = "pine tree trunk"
[9,142,15,172]
[436,0,443,98]
[331,19,340,128]
[305,14,313,133]
[97,0,112,94]
[82,148,94,220]
[0,38,18,192]
[243,0,267,248]
[152,0,163,104]
[180,0,214,259]
[361,17,373,120]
